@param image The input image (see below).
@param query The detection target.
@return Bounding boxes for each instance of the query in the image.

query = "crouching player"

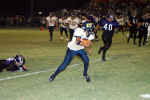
[0,55,27,72]
[49,27,94,82]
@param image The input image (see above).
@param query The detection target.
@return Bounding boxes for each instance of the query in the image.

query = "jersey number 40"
[104,24,113,31]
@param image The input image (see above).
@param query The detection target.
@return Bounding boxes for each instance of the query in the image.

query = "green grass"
[0,28,150,100]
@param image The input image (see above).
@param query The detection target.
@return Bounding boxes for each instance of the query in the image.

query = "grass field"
[0,28,150,100]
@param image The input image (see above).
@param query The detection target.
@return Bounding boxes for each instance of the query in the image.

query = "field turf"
[0,28,150,100]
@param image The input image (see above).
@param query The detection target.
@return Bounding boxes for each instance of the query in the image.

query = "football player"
[147,14,150,41]
[127,12,138,45]
[90,15,99,41]
[98,15,119,61]
[48,26,94,82]
[59,16,69,41]
[46,12,58,41]
[0,55,27,72]
[82,16,95,38]
[67,14,81,41]
[137,14,149,46]
[116,15,125,34]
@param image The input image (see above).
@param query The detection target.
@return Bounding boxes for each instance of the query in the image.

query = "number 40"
[104,24,112,31]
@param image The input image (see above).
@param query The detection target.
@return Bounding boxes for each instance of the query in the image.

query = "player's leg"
[143,31,148,45]
[147,27,150,41]
[79,50,90,82]
[127,29,133,43]
[133,31,137,45]
[102,37,112,61]
[98,35,106,54]
[95,30,99,41]
[138,31,143,47]
[69,29,74,41]
[49,26,54,41]
[49,49,73,81]
[0,60,7,72]
[60,27,64,40]
[6,64,18,72]
[64,28,69,41]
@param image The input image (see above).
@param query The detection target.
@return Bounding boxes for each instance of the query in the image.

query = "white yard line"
[0,58,100,81]
[140,94,150,99]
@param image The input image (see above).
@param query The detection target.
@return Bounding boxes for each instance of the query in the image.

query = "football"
[81,39,91,47]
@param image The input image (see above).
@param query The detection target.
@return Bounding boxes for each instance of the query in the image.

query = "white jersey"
[46,16,57,26]
[148,25,150,30]
[116,17,124,25]
[67,27,94,51]
[59,18,68,28]
[67,17,80,29]
[68,28,86,51]
[148,26,150,38]
[82,19,86,24]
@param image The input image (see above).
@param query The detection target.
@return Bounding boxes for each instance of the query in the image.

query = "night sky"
[0,0,90,15]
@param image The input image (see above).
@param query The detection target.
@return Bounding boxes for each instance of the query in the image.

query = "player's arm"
[128,21,132,27]
[80,39,91,48]
[128,18,132,27]
[46,19,49,28]
[75,36,82,45]
[95,24,100,31]
[137,22,142,28]
[45,17,49,28]
[75,36,91,48]
[137,18,143,28]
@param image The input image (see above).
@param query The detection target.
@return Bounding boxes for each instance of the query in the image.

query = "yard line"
[140,94,150,99]
[0,58,100,81]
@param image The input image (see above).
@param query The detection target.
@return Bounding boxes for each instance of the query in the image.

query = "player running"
[67,15,81,41]
[127,12,138,45]
[82,16,96,39]
[98,15,119,61]
[46,12,58,41]
[48,26,94,83]
[59,16,69,41]
[137,14,150,46]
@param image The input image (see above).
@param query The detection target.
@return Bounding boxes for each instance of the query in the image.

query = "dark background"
[0,0,90,16]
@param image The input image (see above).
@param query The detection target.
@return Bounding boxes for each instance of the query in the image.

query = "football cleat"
[98,47,102,54]
[66,38,69,41]
[84,75,91,83]
[102,58,106,62]
[48,74,55,82]
[60,37,64,40]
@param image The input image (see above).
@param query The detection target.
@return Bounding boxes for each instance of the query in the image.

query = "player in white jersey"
[116,15,125,33]
[46,13,58,41]
[49,27,94,82]
[67,15,81,41]
[59,16,69,41]
[147,15,150,41]
[148,25,150,40]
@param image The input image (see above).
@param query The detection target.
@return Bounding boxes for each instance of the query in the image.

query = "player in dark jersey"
[89,15,99,41]
[0,55,27,72]
[82,16,95,38]
[127,14,138,45]
[138,15,150,46]
[98,15,119,61]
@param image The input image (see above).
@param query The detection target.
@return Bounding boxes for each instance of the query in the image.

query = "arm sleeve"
[88,34,95,40]
[114,21,119,27]
[98,19,105,26]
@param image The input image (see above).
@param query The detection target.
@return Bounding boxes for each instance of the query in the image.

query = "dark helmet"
[15,55,25,66]
[87,16,93,21]
[107,15,113,19]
